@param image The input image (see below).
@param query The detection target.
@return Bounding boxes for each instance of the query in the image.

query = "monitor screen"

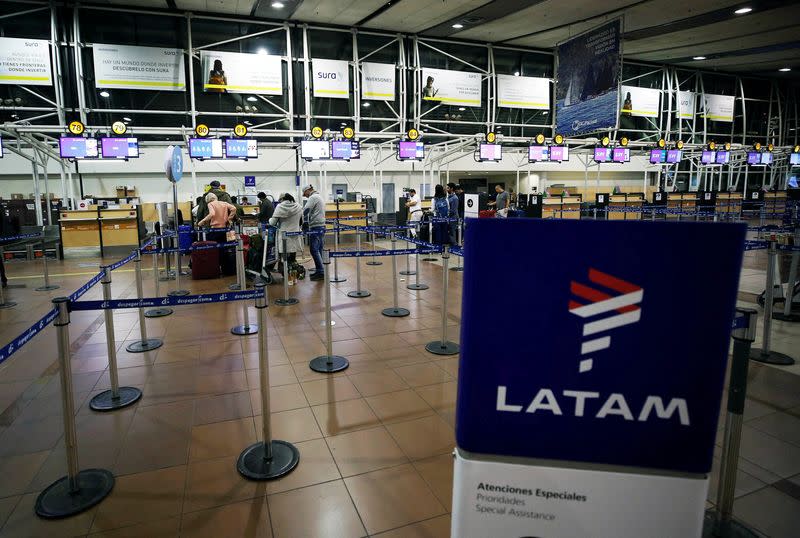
[528,145,549,162]
[100,137,139,159]
[479,143,502,161]
[398,141,424,160]
[612,147,630,163]
[715,151,730,164]
[701,150,716,164]
[593,147,610,162]
[760,152,772,165]
[331,140,360,160]
[789,176,798,188]
[650,149,666,164]
[300,140,330,160]
[549,146,569,162]
[666,149,682,164]
[189,138,223,159]
[0,136,3,158]
[224,138,258,159]
[791,153,800,165]
[59,137,99,159]
[747,152,761,165]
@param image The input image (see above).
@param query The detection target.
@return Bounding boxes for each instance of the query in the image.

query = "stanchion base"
[399,270,416,276]
[450,266,464,272]
[329,276,347,283]
[231,324,259,336]
[35,285,61,291]
[228,283,242,290]
[347,290,371,298]
[309,355,349,373]
[126,338,163,353]
[90,387,143,411]
[320,320,336,327]
[237,440,300,481]
[702,510,760,537]
[773,312,800,323]
[382,307,410,317]
[750,349,795,365]
[425,340,460,356]
[407,284,429,290]
[366,261,383,266]
[145,308,173,318]
[35,468,115,519]
[274,298,299,306]
[0,301,17,309]
[168,289,190,296]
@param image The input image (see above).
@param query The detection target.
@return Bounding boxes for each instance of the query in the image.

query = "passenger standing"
[446,182,459,244]
[488,185,509,217]
[302,185,326,281]
[405,188,422,237]
[196,192,236,243]
[432,184,449,244]
[269,193,303,269]
[196,180,232,222]
[257,192,274,224]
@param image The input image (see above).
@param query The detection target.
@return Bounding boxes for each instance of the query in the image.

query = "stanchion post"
[750,241,796,365]
[347,226,371,298]
[310,250,349,372]
[145,243,173,318]
[774,227,800,322]
[0,278,16,309]
[237,282,300,479]
[451,219,464,272]
[425,245,459,356]
[229,233,243,291]
[366,214,382,266]
[168,235,189,296]
[407,242,429,291]
[422,220,437,261]
[232,236,259,335]
[126,250,163,353]
[36,229,60,291]
[274,231,299,306]
[35,298,115,518]
[330,223,346,283]
[382,236,410,317]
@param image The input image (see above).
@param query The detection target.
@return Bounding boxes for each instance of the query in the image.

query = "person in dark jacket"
[196,180,233,222]
[256,192,274,224]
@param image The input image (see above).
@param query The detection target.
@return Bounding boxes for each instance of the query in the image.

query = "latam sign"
[456,218,745,474]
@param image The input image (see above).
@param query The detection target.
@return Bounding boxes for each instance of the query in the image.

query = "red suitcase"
[479,209,496,218]
[191,241,220,279]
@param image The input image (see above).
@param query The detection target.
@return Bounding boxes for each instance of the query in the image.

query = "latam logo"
[568,268,643,374]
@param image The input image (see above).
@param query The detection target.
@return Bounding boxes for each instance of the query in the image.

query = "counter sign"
[195,124,210,137]
[233,123,248,137]
[111,121,127,135]
[68,121,85,135]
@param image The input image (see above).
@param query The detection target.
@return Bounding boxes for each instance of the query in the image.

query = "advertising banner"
[555,20,621,136]
[619,85,660,117]
[361,62,395,101]
[0,37,52,86]
[497,74,549,110]
[678,90,695,119]
[702,93,735,122]
[200,50,282,94]
[421,67,482,107]
[93,44,185,91]
[312,59,350,99]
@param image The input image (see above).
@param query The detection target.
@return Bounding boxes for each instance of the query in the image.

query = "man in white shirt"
[405,188,422,236]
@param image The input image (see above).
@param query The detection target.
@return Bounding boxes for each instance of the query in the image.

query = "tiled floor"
[0,242,797,537]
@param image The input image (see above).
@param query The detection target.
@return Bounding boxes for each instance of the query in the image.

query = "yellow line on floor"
[8,269,135,279]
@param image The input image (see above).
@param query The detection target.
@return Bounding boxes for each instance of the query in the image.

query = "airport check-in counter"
[714,192,743,218]
[667,192,697,219]
[326,201,369,235]
[607,193,644,220]
[542,195,582,219]
[59,205,143,256]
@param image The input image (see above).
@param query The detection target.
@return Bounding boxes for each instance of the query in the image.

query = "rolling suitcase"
[220,243,237,276]
[191,241,219,279]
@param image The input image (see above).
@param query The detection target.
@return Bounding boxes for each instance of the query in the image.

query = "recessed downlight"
[122,117,132,122]
[693,56,706,60]
[452,23,464,29]
[779,67,791,72]
[247,96,258,102]
[734,7,752,14]
[271,2,284,8]
[99,90,110,98]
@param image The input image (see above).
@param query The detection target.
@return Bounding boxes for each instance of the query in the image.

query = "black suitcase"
[220,244,237,276]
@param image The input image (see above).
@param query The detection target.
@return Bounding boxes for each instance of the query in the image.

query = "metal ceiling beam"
[354,0,403,27]
[419,0,545,38]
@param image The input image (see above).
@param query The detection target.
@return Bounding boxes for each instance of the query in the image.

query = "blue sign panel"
[244,175,256,187]
[456,219,745,474]
[555,20,621,136]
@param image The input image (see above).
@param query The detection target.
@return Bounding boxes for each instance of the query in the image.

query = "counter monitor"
[612,147,630,163]
[790,153,800,166]
[549,146,569,162]
[100,137,139,159]
[60,137,99,159]
[593,147,611,163]
[650,149,666,164]
[331,140,360,160]
[300,140,331,160]
[700,150,716,165]
[746,152,761,165]
[224,138,258,159]
[666,149,682,164]
[189,138,224,160]
[0,136,3,158]
[760,152,772,165]
[398,141,424,160]
[479,143,502,162]
[715,151,730,165]
[528,145,549,162]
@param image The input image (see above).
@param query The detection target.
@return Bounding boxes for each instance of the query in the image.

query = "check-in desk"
[59,205,143,256]
[326,201,368,235]
[607,193,644,221]
[763,191,788,220]
[667,193,697,219]
[542,195,582,219]
[714,192,742,218]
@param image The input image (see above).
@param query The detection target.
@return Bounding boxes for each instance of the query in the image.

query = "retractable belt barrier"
[331,248,437,259]
[0,307,58,366]
[0,232,43,243]
[69,289,264,312]
[140,240,238,255]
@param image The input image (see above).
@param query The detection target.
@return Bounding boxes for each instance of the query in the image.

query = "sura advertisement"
[93,44,185,91]
[361,62,395,101]
[200,50,282,95]
[0,37,52,86]
[678,91,695,119]
[421,67,482,107]
[497,74,549,110]
[312,59,349,99]
[702,93,735,122]
[555,20,621,136]
[619,85,660,118]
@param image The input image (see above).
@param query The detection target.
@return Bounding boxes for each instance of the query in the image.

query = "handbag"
[226,230,236,242]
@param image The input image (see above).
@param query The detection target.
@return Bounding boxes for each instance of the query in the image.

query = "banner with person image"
[619,85,660,118]
[200,50,282,95]
[421,67,482,107]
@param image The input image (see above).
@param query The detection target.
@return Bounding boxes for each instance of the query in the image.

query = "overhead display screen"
[649,149,666,164]
[398,141,424,160]
[189,138,223,159]
[760,152,772,165]
[100,137,139,159]
[479,143,502,161]
[593,147,611,162]
[528,145,549,162]
[331,140,360,160]
[746,152,761,165]
[224,138,258,159]
[0,136,3,158]
[666,149,682,164]
[300,140,330,160]
[790,153,800,165]
[715,151,730,164]
[612,147,630,163]
[549,146,569,162]
[700,150,716,164]
[60,137,99,159]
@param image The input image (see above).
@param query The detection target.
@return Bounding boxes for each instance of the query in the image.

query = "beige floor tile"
[183,456,267,513]
[0,492,97,538]
[180,497,272,538]
[386,415,455,461]
[0,451,49,497]
[413,454,454,511]
[189,418,257,461]
[250,384,308,415]
[372,515,451,537]
[311,398,381,437]
[265,438,341,495]
[259,407,322,444]
[326,425,408,477]
[394,363,452,388]
[0,496,20,531]
[193,391,253,426]
[366,389,436,425]
[195,371,249,397]
[414,381,457,412]
[269,480,366,538]
[301,376,361,406]
[87,516,181,537]
[344,464,446,535]
[349,370,409,397]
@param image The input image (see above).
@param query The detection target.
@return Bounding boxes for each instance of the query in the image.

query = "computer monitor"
[398,141,424,160]
[549,146,569,162]
[331,140,360,160]
[701,150,716,164]
[746,152,761,165]
[650,149,666,164]
[300,140,330,160]
[100,137,139,159]
[189,138,224,159]
[788,176,798,188]
[528,145,549,162]
[612,147,630,163]
[715,151,730,164]
[59,137,99,159]
[666,149,682,164]
[0,136,3,158]
[224,138,258,159]
[760,152,773,165]
[479,143,502,162]
[593,147,610,163]
[790,153,800,166]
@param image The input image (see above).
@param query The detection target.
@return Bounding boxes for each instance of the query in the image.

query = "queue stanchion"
[750,240,796,365]
[168,235,189,296]
[382,236,410,318]
[309,250,349,373]
[145,242,173,318]
[330,224,346,283]
[703,308,760,538]
[347,226,371,298]
[238,281,300,479]
[773,228,800,322]
[90,266,143,411]
[425,245,459,356]
[229,233,244,290]
[126,250,164,353]
[232,236,259,335]
[0,278,16,309]
[35,297,115,518]
[366,216,382,266]
[274,231,299,306]
[451,219,464,272]
[35,229,59,291]
[407,241,429,291]
[422,220,437,261]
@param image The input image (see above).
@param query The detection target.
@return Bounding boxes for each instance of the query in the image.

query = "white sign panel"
[0,37,52,86]
[200,50,282,95]
[620,85,661,117]
[421,67,482,107]
[451,449,708,538]
[702,93,735,122]
[93,44,185,91]
[312,59,349,99]
[361,62,395,101]
[497,74,549,110]
[678,91,695,120]
[464,194,480,218]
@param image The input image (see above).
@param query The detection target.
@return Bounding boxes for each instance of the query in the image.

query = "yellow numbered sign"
[68,120,85,136]
[676,140,684,149]
[554,134,564,145]
[619,136,629,147]
[311,126,323,139]
[111,121,127,135]
[486,132,496,143]
[535,133,545,144]
[234,123,248,137]
[342,126,354,139]
[601,135,610,147]
[195,124,210,137]
[657,138,666,148]
[407,128,420,141]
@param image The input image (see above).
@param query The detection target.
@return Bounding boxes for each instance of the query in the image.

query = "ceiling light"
[257,48,268,55]
[452,23,463,29]
[247,96,258,102]
[734,7,752,14]
[362,102,370,107]
[514,71,520,76]
[11,114,18,119]
[99,90,110,98]
[458,107,465,111]
[122,117,132,122]
[779,67,791,72]
[271,2,284,8]
[693,56,706,60]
